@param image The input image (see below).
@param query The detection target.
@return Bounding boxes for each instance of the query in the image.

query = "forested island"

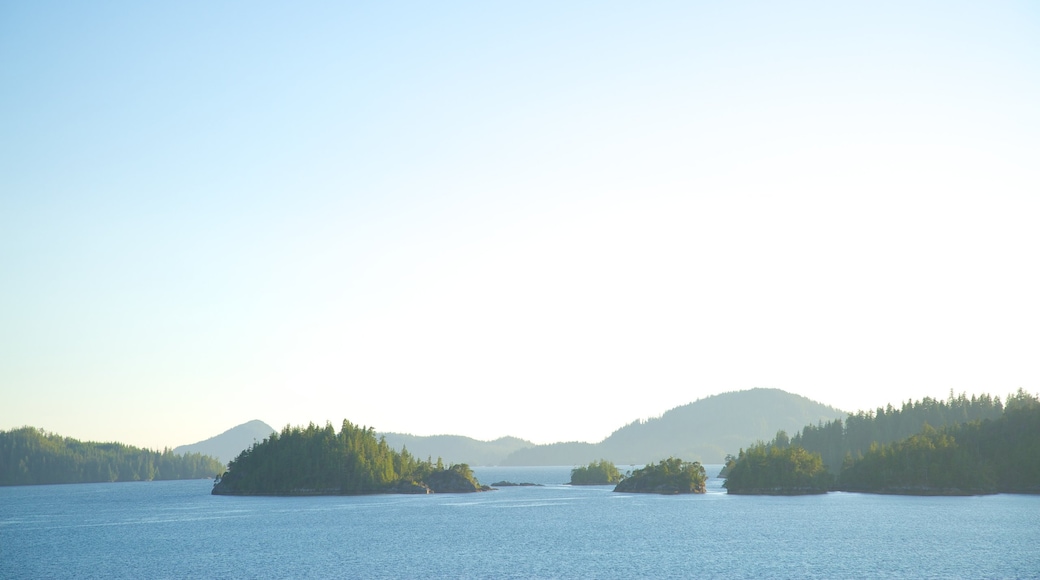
[211,420,488,495]
[0,427,224,485]
[570,459,622,485]
[723,390,1040,495]
[723,446,832,495]
[613,458,707,494]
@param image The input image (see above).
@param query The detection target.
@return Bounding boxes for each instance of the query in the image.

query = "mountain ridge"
[374,433,535,467]
[191,389,845,466]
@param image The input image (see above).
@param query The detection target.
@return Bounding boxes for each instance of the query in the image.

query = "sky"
[2,1,1039,450]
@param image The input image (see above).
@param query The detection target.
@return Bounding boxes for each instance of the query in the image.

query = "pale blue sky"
[2,1,1039,450]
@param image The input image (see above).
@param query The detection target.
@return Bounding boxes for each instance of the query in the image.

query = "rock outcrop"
[424,468,490,493]
[387,480,432,494]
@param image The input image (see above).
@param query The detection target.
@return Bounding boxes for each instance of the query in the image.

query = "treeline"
[0,427,224,486]
[211,420,481,495]
[724,390,1040,495]
[773,391,1006,474]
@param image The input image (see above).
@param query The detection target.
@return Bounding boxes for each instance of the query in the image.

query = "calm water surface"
[2,465,1038,578]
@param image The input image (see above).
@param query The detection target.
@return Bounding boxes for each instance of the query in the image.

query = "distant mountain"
[501,388,847,465]
[173,420,276,465]
[499,441,598,466]
[185,389,843,467]
[376,433,534,466]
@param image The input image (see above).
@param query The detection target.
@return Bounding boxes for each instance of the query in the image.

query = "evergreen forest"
[840,392,1040,494]
[723,390,1040,495]
[211,420,484,495]
[0,427,224,486]
[772,391,1006,474]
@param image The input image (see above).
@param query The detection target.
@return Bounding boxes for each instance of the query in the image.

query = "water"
[2,465,1038,579]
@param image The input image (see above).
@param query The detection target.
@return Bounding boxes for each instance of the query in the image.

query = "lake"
[2,465,1038,578]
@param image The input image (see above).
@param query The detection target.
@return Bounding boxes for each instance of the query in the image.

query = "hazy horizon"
[3,2,1038,451]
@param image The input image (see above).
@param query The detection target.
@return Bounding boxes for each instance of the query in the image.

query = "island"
[613,458,706,494]
[211,420,489,496]
[722,445,832,495]
[570,459,622,485]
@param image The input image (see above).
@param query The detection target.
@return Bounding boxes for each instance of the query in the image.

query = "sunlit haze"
[2,2,1038,450]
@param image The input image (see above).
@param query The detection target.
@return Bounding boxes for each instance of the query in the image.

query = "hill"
[174,420,276,465]
[501,389,847,465]
[495,441,599,466]
[376,433,534,466]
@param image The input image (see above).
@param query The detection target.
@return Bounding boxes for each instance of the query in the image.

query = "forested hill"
[376,433,533,466]
[0,427,224,486]
[501,389,847,465]
[173,420,276,465]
